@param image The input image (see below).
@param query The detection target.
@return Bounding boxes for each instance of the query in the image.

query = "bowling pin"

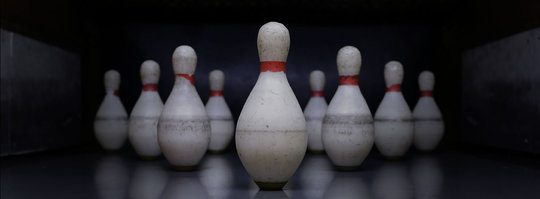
[322,46,374,170]
[94,70,128,151]
[158,45,210,170]
[129,60,164,159]
[303,70,328,153]
[205,69,235,153]
[412,71,444,151]
[374,61,413,158]
[236,22,307,190]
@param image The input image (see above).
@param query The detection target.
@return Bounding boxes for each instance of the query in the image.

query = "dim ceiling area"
[1,0,539,52]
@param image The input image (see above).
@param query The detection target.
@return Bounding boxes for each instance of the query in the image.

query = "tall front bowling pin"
[158,45,210,170]
[304,70,328,153]
[94,70,128,151]
[205,69,235,153]
[412,71,444,151]
[236,21,307,190]
[129,60,164,159]
[322,46,374,170]
[374,61,413,158]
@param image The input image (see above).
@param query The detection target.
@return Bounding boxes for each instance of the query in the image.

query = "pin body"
[206,70,235,152]
[412,71,444,151]
[94,70,128,151]
[374,61,413,158]
[322,46,374,170]
[158,45,210,170]
[304,70,328,152]
[236,22,307,190]
[129,60,163,159]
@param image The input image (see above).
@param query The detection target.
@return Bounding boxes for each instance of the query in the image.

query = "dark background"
[1,0,539,156]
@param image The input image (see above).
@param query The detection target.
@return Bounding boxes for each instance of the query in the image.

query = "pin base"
[255,181,287,190]
[172,165,197,171]
[335,165,360,171]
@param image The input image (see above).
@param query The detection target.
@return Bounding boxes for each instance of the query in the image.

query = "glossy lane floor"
[2,149,539,199]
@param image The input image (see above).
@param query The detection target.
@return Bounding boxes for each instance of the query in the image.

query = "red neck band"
[143,84,158,92]
[260,61,286,73]
[386,84,401,92]
[339,75,359,85]
[176,74,194,85]
[210,90,223,96]
[421,90,433,97]
[311,91,324,97]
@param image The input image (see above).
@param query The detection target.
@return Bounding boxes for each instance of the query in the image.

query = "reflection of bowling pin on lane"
[236,21,308,190]
[199,155,234,199]
[411,156,443,199]
[94,156,130,199]
[413,71,444,151]
[253,191,290,199]
[206,70,235,153]
[158,45,210,170]
[372,162,413,199]
[129,60,164,159]
[94,70,128,151]
[323,173,370,199]
[304,70,328,153]
[299,155,334,199]
[128,161,167,199]
[322,46,374,170]
[374,61,413,158]
[161,175,209,199]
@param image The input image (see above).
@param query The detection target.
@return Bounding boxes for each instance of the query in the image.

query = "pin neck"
[143,84,158,92]
[386,84,401,92]
[176,74,194,85]
[260,61,286,73]
[210,90,223,96]
[339,75,359,85]
[311,91,324,97]
[420,90,433,97]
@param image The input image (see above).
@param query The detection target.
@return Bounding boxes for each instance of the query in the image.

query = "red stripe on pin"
[210,90,223,96]
[113,90,119,96]
[421,90,433,97]
[176,74,195,85]
[386,84,401,92]
[311,91,324,97]
[339,75,359,85]
[143,84,158,92]
[260,61,286,72]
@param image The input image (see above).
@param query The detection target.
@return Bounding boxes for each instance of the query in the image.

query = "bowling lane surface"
[2,149,539,199]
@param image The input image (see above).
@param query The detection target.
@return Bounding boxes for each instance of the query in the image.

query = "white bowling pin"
[94,70,128,151]
[412,71,444,151]
[158,45,210,170]
[205,69,235,153]
[374,61,414,158]
[303,70,328,153]
[129,60,164,159]
[321,46,374,170]
[235,21,308,190]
